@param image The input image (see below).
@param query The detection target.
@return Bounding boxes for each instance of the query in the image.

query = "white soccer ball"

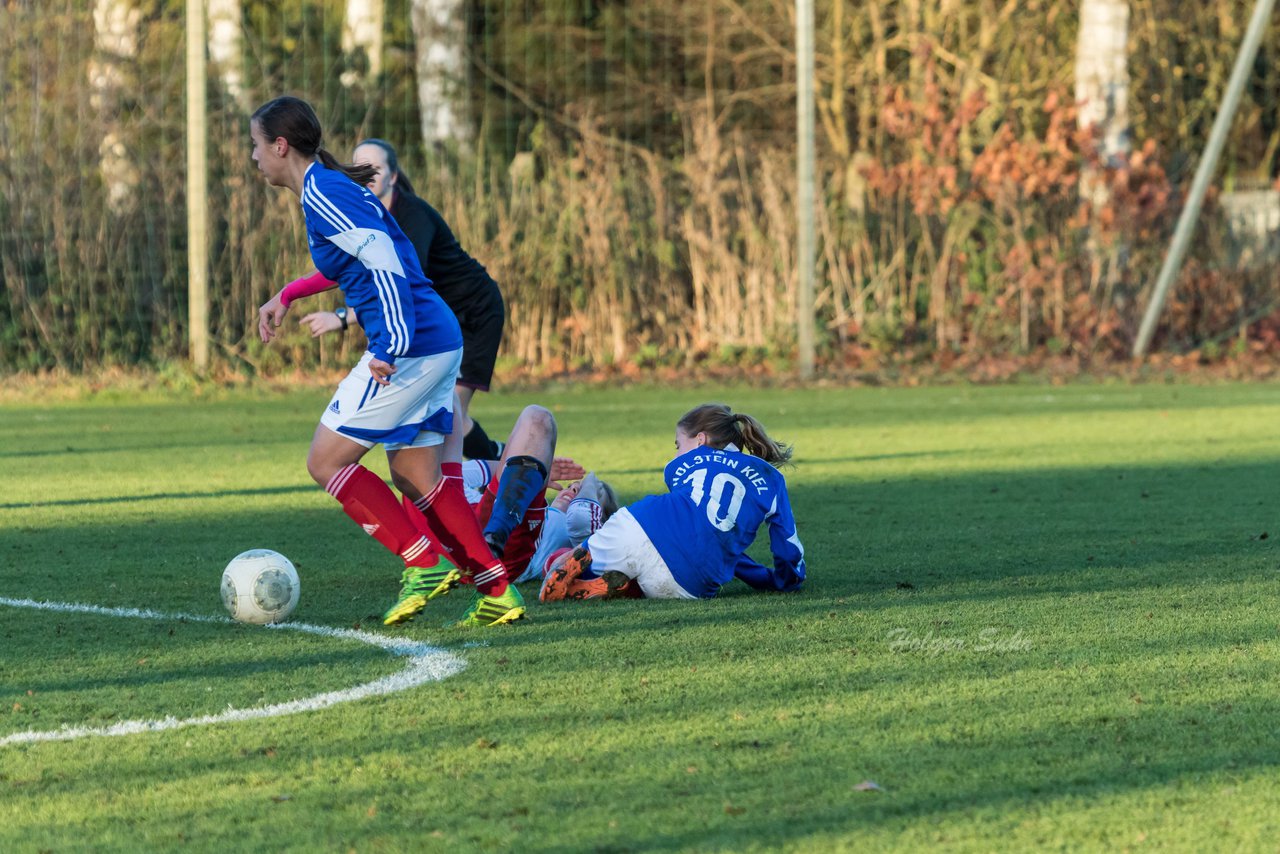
[220,549,300,625]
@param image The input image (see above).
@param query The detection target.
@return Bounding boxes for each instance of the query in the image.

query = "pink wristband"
[279,271,336,308]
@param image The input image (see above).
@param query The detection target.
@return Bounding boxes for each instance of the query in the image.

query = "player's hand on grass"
[550,456,586,483]
[299,311,343,338]
[257,292,288,343]
[369,358,396,386]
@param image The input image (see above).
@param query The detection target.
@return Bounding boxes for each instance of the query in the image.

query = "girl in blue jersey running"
[249,96,525,628]
[539,403,806,601]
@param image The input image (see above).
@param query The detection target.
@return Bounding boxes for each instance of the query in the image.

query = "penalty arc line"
[0,597,466,747]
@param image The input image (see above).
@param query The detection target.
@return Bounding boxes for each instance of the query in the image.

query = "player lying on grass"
[453,410,619,584]
[362,401,620,614]
[517,472,620,584]
[249,95,523,629]
[539,403,805,601]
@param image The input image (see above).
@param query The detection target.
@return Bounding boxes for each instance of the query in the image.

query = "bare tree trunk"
[1076,0,1130,205]
[409,0,473,150]
[90,0,140,211]
[1076,0,1131,296]
[207,0,245,109]
[341,0,384,90]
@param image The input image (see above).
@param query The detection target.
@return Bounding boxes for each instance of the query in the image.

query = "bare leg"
[306,423,370,486]
[455,384,477,436]
[384,392,464,499]
[491,405,557,480]
[386,443,445,502]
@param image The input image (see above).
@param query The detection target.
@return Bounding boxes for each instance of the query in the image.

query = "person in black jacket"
[304,138,507,460]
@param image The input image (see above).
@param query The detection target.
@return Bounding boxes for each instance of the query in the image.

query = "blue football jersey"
[301,163,461,364]
[626,445,806,598]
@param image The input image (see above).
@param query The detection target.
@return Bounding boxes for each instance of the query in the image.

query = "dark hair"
[252,96,377,186]
[676,403,794,466]
[355,138,418,197]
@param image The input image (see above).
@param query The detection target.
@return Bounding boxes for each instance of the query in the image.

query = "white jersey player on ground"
[539,403,806,601]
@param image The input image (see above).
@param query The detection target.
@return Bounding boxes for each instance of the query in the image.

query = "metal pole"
[187,0,210,372]
[796,0,816,380]
[1133,0,1277,358]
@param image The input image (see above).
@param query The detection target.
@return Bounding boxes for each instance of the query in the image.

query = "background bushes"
[2,0,1279,375]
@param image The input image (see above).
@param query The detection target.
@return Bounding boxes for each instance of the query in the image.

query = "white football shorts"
[320,348,461,451]
[584,508,696,600]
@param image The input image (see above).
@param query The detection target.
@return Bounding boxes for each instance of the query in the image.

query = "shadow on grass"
[3,452,1279,848]
[4,642,390,695]
[0,484,315,511]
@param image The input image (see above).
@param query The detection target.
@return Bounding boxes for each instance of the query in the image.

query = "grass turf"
[2,381,1279,850]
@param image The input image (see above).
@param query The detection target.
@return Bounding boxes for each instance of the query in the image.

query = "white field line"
[0,597,465,746]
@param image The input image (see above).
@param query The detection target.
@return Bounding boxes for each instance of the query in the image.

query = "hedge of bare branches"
[3,0,1280,375]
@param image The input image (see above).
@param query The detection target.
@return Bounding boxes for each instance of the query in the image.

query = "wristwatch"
[335,307,349,331]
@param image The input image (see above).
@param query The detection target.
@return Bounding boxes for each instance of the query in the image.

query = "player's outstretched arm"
[299,310,346,338]
[764,482,806,591]
[733,554,804,592]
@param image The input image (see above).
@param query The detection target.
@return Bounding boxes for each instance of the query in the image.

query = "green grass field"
[3,381,1280,851]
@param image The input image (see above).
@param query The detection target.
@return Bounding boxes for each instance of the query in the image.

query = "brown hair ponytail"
[316,147,377,186]
[252,96,377,186]
[676,404,794,466]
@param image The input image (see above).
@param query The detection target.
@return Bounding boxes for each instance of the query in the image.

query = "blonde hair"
[676,403,793,466]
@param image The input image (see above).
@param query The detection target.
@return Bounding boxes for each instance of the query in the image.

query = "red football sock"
[414,462,509,595]
[325,464,434,568]
[400,496,444,568]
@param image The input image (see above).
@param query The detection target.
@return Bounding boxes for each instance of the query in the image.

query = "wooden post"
[187,0,209,372]
[796,0,816,380]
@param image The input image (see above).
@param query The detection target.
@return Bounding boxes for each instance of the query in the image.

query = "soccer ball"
[220,549,300,625]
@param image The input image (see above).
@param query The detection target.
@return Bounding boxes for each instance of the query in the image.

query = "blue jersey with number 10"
[626,445,806,599]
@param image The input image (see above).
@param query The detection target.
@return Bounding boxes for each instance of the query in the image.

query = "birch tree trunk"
[89,0,141,211]
[1076,0,1131,206]
[341,0,384,89]
[207,0,245,109]
[1076,0,1131,296]
[409,0,473,150]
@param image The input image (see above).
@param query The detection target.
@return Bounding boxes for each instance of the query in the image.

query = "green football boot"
[382,562,462,626]
[450,584,527,628]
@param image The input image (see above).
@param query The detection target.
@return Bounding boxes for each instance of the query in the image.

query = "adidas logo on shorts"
[329,400,341,415]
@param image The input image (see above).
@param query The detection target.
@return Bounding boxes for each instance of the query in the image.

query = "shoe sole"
[539,549,591,601]
[538,572,565,602]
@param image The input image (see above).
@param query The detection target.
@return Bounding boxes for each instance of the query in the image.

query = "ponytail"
[733,413,793,466]
[394,168,417,197]
[317,147,377,186]
[676,404,794,466]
